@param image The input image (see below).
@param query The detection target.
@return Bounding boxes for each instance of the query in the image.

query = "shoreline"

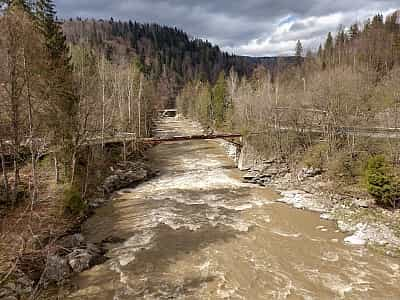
[230,141,400,257]
[185,118,400,256]
[0,155,158,299]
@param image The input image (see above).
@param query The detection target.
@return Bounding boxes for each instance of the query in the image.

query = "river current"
[69,118,400,300]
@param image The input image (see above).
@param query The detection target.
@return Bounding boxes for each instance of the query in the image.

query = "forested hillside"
[61,19,298,107]
[178,11,400,208]
[62,19,246,107]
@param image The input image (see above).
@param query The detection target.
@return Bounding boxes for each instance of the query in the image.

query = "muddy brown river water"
[69,118,400,299]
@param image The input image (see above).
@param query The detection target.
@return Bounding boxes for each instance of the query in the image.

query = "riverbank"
[183,117,400,255]
[235,140,400,257]
[0,152,157,299]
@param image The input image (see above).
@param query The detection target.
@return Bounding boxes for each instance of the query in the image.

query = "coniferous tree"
[212,71,227,127]
[34,0,79,183]
[324,32,334,66]
[295,40,303,65]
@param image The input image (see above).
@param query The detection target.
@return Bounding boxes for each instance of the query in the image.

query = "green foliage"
[302,142,329,169]
[295,40,303,65]
[212,71,227,127]
[365,155,400,208]
[327,151,367,184]
[63,184,86,215]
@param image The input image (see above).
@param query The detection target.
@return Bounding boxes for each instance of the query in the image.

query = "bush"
[365,155,400,208]
[63,185,86,215]
[327,151,367,183]
[302,142,329,169]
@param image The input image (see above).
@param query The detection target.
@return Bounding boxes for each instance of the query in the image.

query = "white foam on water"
[389,263,399,272]
[214,271,240,299]
[344,234,366,246]
[277,190,326,212]
[109,230,155,267]
[321,251,339,262]
[320,273,353,299]
[270,228,302,238]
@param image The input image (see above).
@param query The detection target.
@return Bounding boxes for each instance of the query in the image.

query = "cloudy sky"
[54,0,399,56]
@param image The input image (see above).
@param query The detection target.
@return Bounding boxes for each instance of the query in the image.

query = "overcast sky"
[54,0,399,57]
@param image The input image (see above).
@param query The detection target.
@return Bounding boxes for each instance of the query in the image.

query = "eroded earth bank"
[69,118,400,299]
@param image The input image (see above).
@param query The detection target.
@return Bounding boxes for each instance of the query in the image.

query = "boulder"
[43,255,71,283]
[66,242,102,273]
[353,197,374,208]
[58,233,85,249]
[103,164,149,194]
[88,198,107,209]
[66,249,92,273]
[297,167,322,181]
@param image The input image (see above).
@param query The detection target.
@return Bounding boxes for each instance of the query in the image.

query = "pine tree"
[212,71,227,127]
[34,0,79,182]
[349,23,359,40]
[317,44,323,59]
[295,40,303,57]
[295,40,303,65]
[324,32,334,66]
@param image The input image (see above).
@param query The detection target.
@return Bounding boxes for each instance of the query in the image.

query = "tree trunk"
[24,52,38,204]
[138,73,143,137]
[54,155,59,184]
[70,150,77,186]
[101,55,106,149]
[0,143,9,204]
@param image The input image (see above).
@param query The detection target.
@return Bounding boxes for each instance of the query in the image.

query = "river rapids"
[69,117,400,300]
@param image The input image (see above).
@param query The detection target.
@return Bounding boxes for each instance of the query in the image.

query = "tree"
[324,32,334,66]
[295,40,303,64]
[0,2,35,203]
[349,23,360,40]
[34,0,79,183]
[366,155,400,208]
[212,71,227,127]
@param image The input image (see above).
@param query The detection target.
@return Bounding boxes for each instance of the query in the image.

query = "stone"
[353,197,374,208]
[297,167,322,181]
[243,171,258,180]
[43,255,71,283]
[103,165,149,194]
[15,276,33,294]
[89,198,107,209]
[58,233,85,249]
[263,168,279,176]
[66,249,92,273]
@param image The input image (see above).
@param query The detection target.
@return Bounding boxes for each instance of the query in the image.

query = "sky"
[54,0,399,57]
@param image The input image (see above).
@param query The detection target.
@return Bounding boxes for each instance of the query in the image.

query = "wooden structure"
[141,133,242,145]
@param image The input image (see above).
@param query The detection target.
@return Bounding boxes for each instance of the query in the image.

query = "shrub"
[63,185,86,215]
[302,142,329,169]
[327,151,367,183]
[365,155,400,208]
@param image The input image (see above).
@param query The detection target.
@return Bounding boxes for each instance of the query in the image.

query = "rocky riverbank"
[0,159,157,300]
[235,140,400,257]
[179,118,400,257]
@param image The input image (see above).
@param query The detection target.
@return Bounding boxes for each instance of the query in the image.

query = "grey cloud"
[54,0,399,56]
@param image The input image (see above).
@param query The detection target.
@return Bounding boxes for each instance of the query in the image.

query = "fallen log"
[141,133,242,144]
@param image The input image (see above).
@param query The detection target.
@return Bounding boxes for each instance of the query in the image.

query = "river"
[69,117,400,299]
